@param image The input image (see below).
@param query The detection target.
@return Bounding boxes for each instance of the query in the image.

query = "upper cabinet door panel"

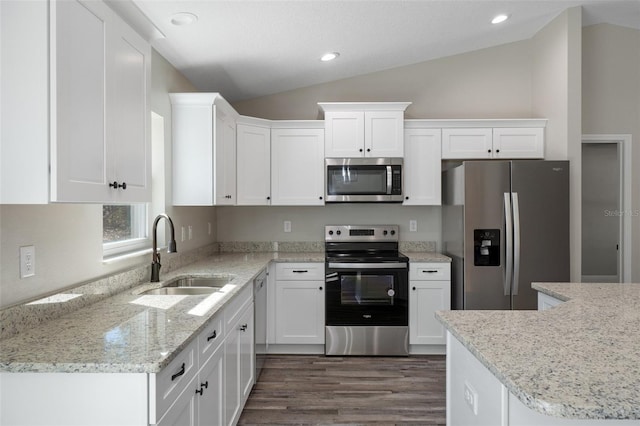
[237,124,271,205]
[403,128,442,206]
[441,128,493,159]
[324,111,364,157]
[52,0,109,201]
[365,111,404,157]
[492,127,544,159]
[110,23,151,202]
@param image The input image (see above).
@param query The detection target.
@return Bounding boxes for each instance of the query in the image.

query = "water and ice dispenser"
[474,229,500,266]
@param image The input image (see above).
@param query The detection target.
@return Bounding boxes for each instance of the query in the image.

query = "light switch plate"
[284,221,292,233]
[409,220,417,232]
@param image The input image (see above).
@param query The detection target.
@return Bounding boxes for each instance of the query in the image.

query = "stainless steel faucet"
[151,214,177,282]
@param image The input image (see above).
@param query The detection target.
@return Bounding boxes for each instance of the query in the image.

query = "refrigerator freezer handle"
[512,192,521,295]
[504,193,513,296]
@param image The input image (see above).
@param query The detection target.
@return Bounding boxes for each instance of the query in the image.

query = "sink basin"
[165,276,235,288]
[139,275,235,296]
[142,286,221,296]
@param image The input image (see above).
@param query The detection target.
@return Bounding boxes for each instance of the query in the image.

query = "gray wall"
[582,23,640,282]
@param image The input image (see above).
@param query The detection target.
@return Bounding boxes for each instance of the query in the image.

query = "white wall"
[0,50,216,309]
[582,23,640,282]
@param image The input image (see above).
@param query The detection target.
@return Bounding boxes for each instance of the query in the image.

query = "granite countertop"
[0,252,324,375]
[0,250,446,375]
[436,282,640,420]
[403,252,451,263]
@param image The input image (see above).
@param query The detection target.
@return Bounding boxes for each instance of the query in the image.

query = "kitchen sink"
[140,275,236,296]
[142,286,222,296]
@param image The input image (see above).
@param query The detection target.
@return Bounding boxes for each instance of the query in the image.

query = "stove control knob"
[383,230,388,235]
[390,230,396,236]
[336,230,341,235]
[328,230,334,235]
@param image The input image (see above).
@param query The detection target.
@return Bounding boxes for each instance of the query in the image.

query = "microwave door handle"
[386,166,392,195]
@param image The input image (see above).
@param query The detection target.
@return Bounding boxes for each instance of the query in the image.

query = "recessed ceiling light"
[491,14,509,24]
[170,12,198,26]
[320,52,340,62]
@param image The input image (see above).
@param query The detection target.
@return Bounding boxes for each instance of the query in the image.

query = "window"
[103,204,149,257]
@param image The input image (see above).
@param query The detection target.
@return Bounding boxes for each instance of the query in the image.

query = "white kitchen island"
[436,282,640,426]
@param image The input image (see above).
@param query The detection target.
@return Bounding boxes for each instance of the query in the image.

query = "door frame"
[581,134,632,283]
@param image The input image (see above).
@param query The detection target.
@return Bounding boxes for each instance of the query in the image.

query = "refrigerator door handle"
[503,193,513,296]
[512,192,521,295]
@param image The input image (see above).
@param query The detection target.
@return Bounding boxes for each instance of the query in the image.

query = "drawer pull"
[195,387,203,396]
[292,270,308,273]
[201,381,209,389]
[207,330,217,341]
[422,270,439,273]
[171,363,185,381]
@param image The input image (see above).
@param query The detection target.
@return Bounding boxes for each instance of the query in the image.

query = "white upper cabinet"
[270,123,325,206]
[319,102,411,158]
[171,93,239,206]
[403,127,442,206]
[0,0,151,204]
[440,120,546,160]
[236,119,271,205]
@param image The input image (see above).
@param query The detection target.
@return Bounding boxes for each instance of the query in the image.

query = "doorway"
[581,135,632,283]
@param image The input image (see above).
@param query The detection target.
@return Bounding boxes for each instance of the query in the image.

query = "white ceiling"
[132,0,640,102]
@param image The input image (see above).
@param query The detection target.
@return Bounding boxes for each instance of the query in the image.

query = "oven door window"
[340,274,394,306]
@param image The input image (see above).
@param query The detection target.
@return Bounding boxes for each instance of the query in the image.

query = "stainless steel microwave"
[325,158,403,203]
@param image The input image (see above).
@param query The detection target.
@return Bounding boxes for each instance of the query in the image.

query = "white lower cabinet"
[537,292,564,311]
[409,262,451,353]
[273,263,325,347]
[447,332,631,426]
[225,303,254,426]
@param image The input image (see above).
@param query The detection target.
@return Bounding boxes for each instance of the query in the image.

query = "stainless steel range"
[324,225,409,356]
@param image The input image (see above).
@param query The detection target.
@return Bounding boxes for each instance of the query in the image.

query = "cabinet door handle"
[412,286,416,291]
[319,286,323,291]
[240,324,248,331]
[359,148,363,152]
[292,270,308,273]
[171,363,185,381]
[366,148,371,152]
[201,381,208,389]
[319,196,323,200]
[108,181,127,190]
[267,196,270,200]
[422,270,439,273]
[207,330,217,341]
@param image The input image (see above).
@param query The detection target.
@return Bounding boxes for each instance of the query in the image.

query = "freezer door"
[462,161,511,309]
[510,161,570,310]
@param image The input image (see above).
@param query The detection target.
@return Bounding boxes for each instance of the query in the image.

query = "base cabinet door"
[275,281,325,344]
[409,281,450,345]
[156,376,197,426]
[197,344,225,426]
[225,303,255,426]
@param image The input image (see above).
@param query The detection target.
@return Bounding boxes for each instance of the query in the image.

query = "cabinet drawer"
[410,263,451,281]
[275,263,325,281]
[225,284,253,330]
[150,338,197,423]
[199,311,224,365]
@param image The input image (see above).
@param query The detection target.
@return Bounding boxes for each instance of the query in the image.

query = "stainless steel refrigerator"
[442,160,570,310]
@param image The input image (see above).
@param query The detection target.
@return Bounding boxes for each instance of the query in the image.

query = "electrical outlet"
[464,381,478,415]
[409,220,417,232]
[181,226,186,242]
[284,221,292,233]
[188,225,193,240]
[20,245,35,278]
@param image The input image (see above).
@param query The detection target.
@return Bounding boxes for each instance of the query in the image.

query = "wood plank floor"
[238,355,446,425]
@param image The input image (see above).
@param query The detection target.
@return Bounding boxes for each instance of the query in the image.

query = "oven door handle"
[327,262,408,269]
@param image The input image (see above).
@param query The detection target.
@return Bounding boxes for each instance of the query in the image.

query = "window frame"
[102,203,150,258]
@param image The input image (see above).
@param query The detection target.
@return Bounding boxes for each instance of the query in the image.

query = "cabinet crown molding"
[318,102,412,114]
[404,118,547,128]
